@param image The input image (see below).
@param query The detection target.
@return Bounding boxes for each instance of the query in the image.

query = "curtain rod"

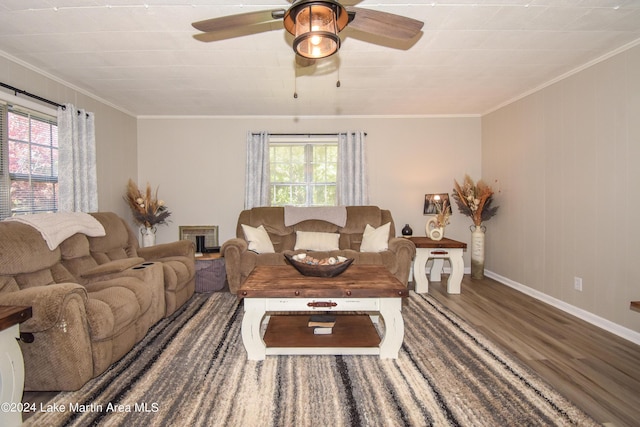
[0,81,89,117]
[267,132,367,136]
[1,82,64,109]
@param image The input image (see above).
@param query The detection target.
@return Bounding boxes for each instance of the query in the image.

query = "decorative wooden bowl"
[284,253,354,278]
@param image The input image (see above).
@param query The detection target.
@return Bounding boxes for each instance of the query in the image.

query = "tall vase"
[470,225,486,279]
[140,226,156,247]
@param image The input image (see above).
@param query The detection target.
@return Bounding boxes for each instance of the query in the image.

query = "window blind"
[5,104,58,216]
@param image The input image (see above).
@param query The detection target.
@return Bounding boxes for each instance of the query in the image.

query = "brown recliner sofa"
[88,212,196,317]
[0,212,195,391]
[221,206,416,293]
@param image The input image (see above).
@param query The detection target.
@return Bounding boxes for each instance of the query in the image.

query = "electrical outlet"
[574,277,583,291]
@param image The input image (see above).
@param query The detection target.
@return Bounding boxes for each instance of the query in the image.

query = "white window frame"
[0,100,58,218]
[268,135,338,207]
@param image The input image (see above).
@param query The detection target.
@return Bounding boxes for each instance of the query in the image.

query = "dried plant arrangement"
[124,179,171,228]
[434,198,451,228]
[452,175,499,226]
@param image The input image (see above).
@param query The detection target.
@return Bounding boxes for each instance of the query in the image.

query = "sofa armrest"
[388,237,416,286]
[81,257,145,279]
[137,240,195,260]
[0,283,88,333]
[221,238,249,293]
[388,237,416,258]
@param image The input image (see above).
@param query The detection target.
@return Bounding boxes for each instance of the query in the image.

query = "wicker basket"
[284,253,354,277]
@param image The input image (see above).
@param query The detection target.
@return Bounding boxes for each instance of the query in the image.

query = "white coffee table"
[238,265,408,360]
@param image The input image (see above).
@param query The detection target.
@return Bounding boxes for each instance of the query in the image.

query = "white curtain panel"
[245,131,270,209]
[338,131,369,206]
[0,122,10,219]
[57,103,98,212]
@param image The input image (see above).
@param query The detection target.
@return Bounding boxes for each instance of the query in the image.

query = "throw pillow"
[241,224,275,254]
[294,231,340,251]
[360,222,391,252]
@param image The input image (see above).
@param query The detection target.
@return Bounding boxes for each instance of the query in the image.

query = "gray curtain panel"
[338,131,369,206]
[245,131,270,209]
[58,103,97,212]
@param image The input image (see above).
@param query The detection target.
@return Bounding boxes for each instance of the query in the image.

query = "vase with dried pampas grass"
[452,175,499,279]
[124,179,171,247]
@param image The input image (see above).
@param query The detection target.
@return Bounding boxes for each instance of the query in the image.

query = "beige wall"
[136,116,481,261]
[482,44,640,334]
[0,55,138,218]
[6,43,638,339]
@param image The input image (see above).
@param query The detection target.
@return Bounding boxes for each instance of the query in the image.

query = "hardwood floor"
[427,274,640,427]
[23,275,640,426]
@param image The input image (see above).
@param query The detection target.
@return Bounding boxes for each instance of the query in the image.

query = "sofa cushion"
[88,212,138,263]
[0,221,60,275]
[242,224,275,253]
[360,222,391,252]
[158,258,193,292]
[14,263,76,290]
[86,286,141,341]
[294,231,340,251]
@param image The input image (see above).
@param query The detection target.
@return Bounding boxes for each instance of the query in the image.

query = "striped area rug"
[25,291,598,427]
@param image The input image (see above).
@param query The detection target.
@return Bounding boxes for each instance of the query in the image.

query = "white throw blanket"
[4,212,106,250]
[284,206,347,227]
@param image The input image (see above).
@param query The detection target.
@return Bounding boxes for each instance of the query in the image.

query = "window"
[0,103,58,217]
[269,136,338,207]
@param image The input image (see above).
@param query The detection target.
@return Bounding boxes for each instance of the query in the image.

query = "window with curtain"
[0,103,58,218]
[245,131,367,209]
[269,135,338,207]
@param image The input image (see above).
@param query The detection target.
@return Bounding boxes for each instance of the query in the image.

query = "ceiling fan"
[192,0,424,60]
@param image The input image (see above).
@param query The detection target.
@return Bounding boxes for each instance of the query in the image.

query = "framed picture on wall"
[424,193,452,215]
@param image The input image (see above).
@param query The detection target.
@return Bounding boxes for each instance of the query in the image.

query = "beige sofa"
[0,212,195,391]
[87,212,196,317]
[221,206,416,293]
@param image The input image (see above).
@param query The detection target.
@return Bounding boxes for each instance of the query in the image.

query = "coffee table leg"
[378,298,404,359]
[413,249,430,293]
[447,249,463,294]
[241,298,266,360]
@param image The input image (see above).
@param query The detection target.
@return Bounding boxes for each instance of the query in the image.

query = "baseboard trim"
[485,270,640,346]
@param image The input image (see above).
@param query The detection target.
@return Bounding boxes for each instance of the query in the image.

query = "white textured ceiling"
[0,1,639,117]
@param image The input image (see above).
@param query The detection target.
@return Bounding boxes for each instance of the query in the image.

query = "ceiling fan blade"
[346,7,423,40]
[193,21,283,43]
[192,9,285,33]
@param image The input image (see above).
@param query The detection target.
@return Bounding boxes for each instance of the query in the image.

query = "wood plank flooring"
[23,274,640,426]
[427,274,640,427]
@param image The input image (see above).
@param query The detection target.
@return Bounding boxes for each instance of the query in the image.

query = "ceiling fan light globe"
[284,0,348,59]
[294,32,340,59]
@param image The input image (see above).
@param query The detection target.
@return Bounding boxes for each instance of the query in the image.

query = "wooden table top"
[238,265,408,299]
[0,305,32,332]
[196,252,222,260]
[408,236,467,249]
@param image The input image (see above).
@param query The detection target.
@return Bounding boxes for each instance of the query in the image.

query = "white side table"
[408,237,467,294]
[0,306,32,427]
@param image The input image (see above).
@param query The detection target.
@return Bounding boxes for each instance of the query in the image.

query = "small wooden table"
[408,237,467,294]
[238,265,408,360]
[0,305,32,427]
